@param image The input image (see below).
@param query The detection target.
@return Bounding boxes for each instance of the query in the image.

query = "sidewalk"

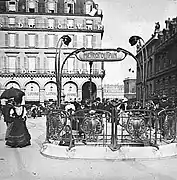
[40,142,177,160]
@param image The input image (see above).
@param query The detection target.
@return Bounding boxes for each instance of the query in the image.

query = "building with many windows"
[136,17,177,102]
[102,83,124,100]
[0,0,104,105]
[123,78,136,100]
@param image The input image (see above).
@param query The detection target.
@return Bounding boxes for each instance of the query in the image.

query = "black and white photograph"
[0,0,177,179]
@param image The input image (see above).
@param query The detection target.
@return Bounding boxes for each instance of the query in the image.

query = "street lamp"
[129,35,147,108]
[55,35,71,107]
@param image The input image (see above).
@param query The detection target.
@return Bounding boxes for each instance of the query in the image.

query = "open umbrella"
[0,87,25,99]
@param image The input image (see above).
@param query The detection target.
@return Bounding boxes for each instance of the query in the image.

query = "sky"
[95,0,177,84]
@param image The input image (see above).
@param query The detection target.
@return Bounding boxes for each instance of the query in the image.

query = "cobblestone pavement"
[1,116,177,180]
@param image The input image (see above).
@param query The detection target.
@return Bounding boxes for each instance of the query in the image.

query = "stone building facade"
[102,83,124,100]
[0,0,104,105]
[123,78,136,100]
[136,17,177,102]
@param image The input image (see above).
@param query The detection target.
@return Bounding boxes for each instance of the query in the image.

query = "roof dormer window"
[85,1,93,14]
[48,1,55,13]
[8,0,17,12]
[27,0,37,13]
[64,0,75,14]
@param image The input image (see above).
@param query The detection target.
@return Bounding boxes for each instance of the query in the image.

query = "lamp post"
[55,35,71,107]
[129,35,147,108]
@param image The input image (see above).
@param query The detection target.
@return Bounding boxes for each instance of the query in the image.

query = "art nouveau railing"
[45,107,177,150]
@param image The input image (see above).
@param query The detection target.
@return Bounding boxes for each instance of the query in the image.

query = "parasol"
[0,87,25,99]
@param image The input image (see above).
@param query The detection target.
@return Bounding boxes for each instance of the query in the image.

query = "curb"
[40,143,177,160]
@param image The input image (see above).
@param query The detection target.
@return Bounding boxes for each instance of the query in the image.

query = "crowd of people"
[0,93,176,148]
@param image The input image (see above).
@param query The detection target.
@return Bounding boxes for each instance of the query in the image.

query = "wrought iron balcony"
[0,68,105,78]
[0,21,104,33]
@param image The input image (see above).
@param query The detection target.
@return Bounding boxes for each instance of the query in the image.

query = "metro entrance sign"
[76,48,127,62]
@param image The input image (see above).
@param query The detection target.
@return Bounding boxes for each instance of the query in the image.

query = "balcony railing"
[0,22,104,32]
[0,68,104,77]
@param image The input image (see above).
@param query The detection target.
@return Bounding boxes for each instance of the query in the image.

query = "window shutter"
[44,57,48,72]
[83,19,86,29]
[54,19,57,29]
[92,35,96,48]
[75,58,78,70]
[36,57,40,72]
[26,0,29,12]
[5,33,8,46]
[35,17,39,28]
[25,34,28,47]
[15,16,18,26]
[16,57,20,72]
[63,18,67,28]
[24,17,28,28]
[35,34,38,47]
[44,57,46,72]
[44,18,48,28]
[45,34,48,48]
[64,2,68,13]
[45,1,48,13]
[55,34,58,47]
[16,34,19,47]
[73,35,77,48]
[83,35,86,47]
[74,19,77,29]
[93,20,97,30]
[4,56,7,72]
[24,57,28,70]
[4,16,8,26]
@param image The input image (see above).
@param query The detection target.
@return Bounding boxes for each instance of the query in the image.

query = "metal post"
[55,35,71,108]
[138,39,146,108]
[55,38,63,107]
[89,61,93,107]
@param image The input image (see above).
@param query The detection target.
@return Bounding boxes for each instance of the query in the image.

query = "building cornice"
[0,72,104,79]
[0,27,104,33]
[0,12,103,18]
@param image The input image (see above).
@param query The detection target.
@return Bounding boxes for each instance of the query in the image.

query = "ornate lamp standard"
[129,35,147,108]
[55,35,71,107]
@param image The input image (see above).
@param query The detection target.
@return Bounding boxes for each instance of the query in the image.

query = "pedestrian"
[31,105,37,119]
[5,95,31,148]
[59,125,75,148]
[1,98,14,126]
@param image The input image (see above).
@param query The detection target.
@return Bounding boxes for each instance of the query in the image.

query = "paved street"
[1,116,177,180]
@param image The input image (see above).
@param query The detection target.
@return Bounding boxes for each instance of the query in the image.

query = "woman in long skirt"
[5,95,31,148]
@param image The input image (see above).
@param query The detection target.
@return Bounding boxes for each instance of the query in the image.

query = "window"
[8,56,16,72]
[9,17,15,25]
[85,1,93,14]
[86,19,93,30]
[64,0,74,14]
[28,0,36,13]
[48,18,54,28]
[9,33,16,47]
[48,1,55,13]
[47,57,55,71]
[28,18,35,28]
[28,34,35,47]
[67,19,74,29]
[28,57,36,71]
[8,1,17,12]
[48,34,55,47]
